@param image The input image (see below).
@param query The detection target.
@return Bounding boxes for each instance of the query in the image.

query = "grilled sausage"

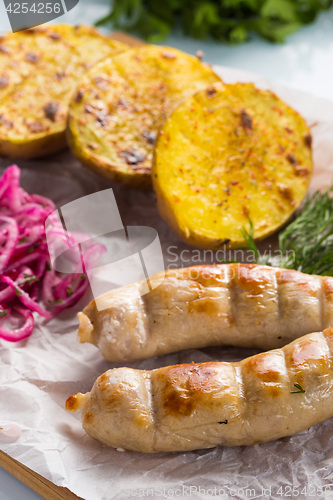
[66,327,333,453]
[78,264,333,362]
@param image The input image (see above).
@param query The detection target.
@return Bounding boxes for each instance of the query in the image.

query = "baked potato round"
[67,45,222,189]
[0,25,127,159]
[152,82,313,249]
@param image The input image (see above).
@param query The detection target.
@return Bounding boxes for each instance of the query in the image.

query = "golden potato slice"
[67,45,222,189]
[152,82,313,249]
[0,25,127,159]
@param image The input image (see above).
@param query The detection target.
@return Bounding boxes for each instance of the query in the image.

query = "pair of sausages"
[67,264,333,452]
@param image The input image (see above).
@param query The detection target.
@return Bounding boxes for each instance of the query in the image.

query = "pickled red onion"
[0,165,103,342]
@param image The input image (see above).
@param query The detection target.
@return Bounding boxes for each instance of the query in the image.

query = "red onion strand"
[0,165,104,342]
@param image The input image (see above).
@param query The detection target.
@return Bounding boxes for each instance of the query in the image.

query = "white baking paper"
[1,66,333,500]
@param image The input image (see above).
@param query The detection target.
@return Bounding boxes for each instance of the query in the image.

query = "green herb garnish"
[290,383,305,394]
[240,216,259,262]
[96,0,333,44]
[0,310,8,318]
[66,288,74,297]
[14,287,22,297]
[240,187,333,276]
[279,187,333,276]
[48,299,63,306]
[218,420,228,424]
[18,274,39,287]
[28,242,40,254]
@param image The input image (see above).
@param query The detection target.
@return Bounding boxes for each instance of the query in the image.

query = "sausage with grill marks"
[78,264,333,362]
[66,327,333,453]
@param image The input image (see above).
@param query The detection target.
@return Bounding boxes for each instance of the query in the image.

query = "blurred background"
[0,0,333,99]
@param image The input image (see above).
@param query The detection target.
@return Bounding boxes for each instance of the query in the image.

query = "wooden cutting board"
[0,30,143,500]
[0,452,82,500]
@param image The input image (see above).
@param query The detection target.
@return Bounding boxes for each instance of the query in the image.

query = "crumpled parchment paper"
[1,66,333,500]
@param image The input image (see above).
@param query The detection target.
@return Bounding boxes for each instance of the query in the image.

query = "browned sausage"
[78,264,333,361]
[67,326,333,453]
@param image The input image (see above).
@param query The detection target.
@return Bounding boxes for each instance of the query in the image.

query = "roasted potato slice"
[152,82,313,249]
[0,25,127,159]
[67,45,222,189]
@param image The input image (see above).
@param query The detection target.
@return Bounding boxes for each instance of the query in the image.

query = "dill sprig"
[279,187,333,276]
[240,217,259,261]
[290,383,305,394]
[240,215,273,266]
[241,186,333,276]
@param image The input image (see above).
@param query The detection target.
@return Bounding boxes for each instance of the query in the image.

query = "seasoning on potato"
[0,25,127,159]
[152,82,313,249]
[67,45,222,189]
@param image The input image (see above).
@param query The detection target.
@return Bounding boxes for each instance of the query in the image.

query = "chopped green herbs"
[28,242,40,254]
[48,299,63,306]
[0,310,8,318]
[291,383,305,394]
[18,274,39,287]
[66,288,74,297]
[96,0,333,44]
